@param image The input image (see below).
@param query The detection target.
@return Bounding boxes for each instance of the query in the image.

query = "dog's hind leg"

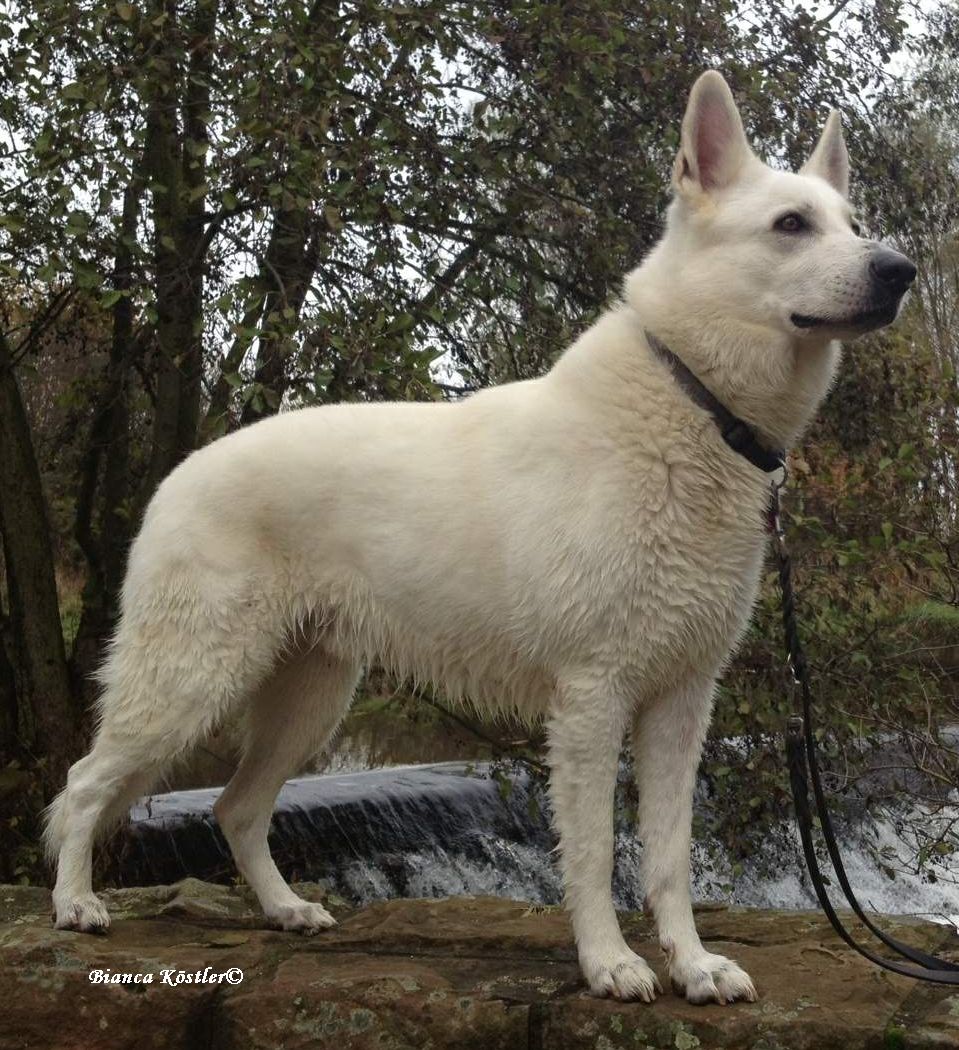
[213,644,360,933]
[548,673,662,1003]
[47,686,258,934]
[632,672,757,1005]
[46,568,282,933]
[46,734,161,932]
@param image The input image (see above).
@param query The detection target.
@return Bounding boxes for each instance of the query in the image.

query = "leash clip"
[771,458,788,494]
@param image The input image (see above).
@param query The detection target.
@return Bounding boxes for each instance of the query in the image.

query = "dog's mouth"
[790,301,900,333]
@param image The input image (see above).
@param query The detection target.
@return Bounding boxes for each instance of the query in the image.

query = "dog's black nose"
[870,248,917,292]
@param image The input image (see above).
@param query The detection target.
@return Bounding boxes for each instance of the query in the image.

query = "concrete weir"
[105,760,959,927]
[108,762,561,903]
[0,879,957,1049]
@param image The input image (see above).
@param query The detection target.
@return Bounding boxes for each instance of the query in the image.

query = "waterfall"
[110,760,959,926]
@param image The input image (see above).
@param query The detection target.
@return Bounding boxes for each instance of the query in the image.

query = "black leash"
[772,481,959,983]
[646,329,959,983]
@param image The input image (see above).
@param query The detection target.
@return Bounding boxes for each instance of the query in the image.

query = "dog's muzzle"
[791,246,917,333]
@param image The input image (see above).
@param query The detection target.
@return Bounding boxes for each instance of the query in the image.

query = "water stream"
[112,754,959,929]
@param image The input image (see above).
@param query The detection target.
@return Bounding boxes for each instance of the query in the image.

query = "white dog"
[46,71,915,1005]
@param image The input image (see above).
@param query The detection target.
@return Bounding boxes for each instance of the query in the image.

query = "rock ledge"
[1,880,957,1049]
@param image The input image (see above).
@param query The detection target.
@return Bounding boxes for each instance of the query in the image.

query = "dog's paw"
[669,951,757,1005]
[266,900,337,936]
[53,893,111,934]
[582,948,662,1002]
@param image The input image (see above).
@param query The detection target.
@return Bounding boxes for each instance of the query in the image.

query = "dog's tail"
[42,787,69,865]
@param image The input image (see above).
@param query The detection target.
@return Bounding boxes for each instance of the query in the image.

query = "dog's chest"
[531,456,770,677]
[631,504,765,667]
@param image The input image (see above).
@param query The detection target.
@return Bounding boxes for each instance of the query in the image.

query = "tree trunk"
[0,597,18,756]
[72,176,143,697]
[142,0,216,502]
[239,208,321,424]
[0,329,77,794]
[236,41,421,424]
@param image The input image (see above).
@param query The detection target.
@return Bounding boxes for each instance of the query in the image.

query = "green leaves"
[59,82,86,101]
[322,205,343,231]
[71,258,101,289]
[98,288,124,308]
[64,209,90,235]
[0,213,25,234]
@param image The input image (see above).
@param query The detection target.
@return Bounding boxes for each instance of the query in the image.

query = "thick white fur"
[46,72,897,1005]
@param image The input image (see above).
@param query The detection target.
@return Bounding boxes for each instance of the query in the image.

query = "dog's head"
[662,70,915,340]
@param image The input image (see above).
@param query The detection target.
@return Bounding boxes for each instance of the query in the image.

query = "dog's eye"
[774,213,806,233]
[851,219,862,236]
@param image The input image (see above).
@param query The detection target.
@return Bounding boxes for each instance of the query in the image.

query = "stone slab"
[0,881,957,1049]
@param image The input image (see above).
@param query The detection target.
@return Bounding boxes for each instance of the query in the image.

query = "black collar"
[645,330,786,474]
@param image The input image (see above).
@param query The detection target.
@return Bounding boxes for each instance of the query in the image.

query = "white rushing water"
[128,758,958,931]
[305,725,959,927]
[332,818,959,928]
[319,770,959,930]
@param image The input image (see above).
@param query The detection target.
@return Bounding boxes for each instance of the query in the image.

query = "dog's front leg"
[632,673,757,1005]
[547,677,662,1002]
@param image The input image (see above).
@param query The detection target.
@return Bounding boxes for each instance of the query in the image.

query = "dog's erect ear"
[801,110,849,198]
[673,71,753,196]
